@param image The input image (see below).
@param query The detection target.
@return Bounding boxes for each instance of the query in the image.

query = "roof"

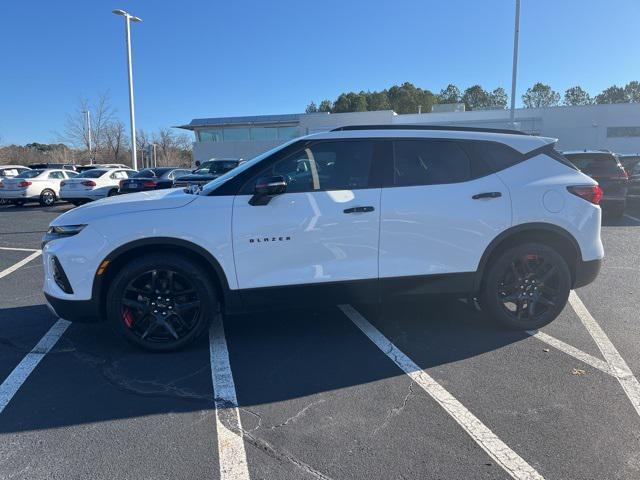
[175,113,302,130]
[0,165,30,169]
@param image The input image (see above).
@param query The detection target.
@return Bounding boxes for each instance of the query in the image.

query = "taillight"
[143,180,157,188]
[81,180,96,187]
[18,181,32,187]
[567,185,603,205]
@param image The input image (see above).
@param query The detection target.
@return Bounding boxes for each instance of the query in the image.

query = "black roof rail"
[330,124,530,136]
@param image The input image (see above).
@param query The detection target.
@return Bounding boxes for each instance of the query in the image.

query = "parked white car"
[0,165,32,205]
[59,168,137,205]
[0,168,77,206]
[43,125,603,351]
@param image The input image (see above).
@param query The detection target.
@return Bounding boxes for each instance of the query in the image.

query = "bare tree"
[104,120,129,164]
[61,92,115,163]
[153,128,192,167]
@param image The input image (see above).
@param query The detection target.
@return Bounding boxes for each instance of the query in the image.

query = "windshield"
[195,160,239,175]
[76,169,108,178]
[17,170,43,178]
[200,139,299,194]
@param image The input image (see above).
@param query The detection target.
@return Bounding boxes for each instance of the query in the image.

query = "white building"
[177,103,640,163]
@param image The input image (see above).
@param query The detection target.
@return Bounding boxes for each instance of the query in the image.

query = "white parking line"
[339,304,544,480]
[0,247,40,252]
[0,319,70,414]
[0,250,42,280]
[568,291,640,417]
[527,330,612,375]
[624,213,640,224]
[209,314,250,480]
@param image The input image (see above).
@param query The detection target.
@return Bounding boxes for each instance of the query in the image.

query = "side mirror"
[249,175,287,206]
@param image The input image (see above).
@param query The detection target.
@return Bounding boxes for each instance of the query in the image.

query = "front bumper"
[45,292,103,322]
[573,258,602,288]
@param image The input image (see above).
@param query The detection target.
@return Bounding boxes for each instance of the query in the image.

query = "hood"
[51,188,196,226]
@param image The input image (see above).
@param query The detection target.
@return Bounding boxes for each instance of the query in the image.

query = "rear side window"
[393,140,471,186]
[48,171,65,179]
[463,141,524,173]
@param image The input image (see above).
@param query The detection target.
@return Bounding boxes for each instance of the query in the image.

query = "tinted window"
[393,140,471,186]
[77,169,108,178]
[244,140,374,194]
[196,161,239,175]
[48,171,65,179]
[18,170,43,178]
[564,153,620,174]
[135,169,157,178]
[65,171,79,177]
[463,141,524,173]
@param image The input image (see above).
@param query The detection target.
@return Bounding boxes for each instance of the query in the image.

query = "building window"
[223,127,251,141]
[199,128,223,142]
[607,126,640,138]
[250,127,279,141]
[278,126,300,140]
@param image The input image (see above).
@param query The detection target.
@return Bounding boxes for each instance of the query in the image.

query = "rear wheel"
[39,189,56,207]
[107,188,118,197]
[480,243,571,330]
[106,253,217,351]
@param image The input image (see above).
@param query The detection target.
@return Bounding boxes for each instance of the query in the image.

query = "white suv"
[42,126,603,351]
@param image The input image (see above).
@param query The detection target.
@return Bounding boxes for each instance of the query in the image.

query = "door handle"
[472,192,502,200]
[343,206,375,214]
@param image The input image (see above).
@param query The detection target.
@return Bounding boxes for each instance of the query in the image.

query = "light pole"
[509,0,521,128]
[83,110,93,164]
[112,9,142,170]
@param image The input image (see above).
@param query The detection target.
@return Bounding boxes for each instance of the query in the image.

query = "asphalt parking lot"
[1,201,640,480]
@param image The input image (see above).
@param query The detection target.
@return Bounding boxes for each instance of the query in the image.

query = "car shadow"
[0,298,529,434]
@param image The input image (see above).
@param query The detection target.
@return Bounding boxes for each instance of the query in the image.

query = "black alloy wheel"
[107,253,216,351]
[40,189,56,207]
[481,243,571,330]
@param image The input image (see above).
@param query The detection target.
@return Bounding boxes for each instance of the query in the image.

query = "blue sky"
[1,0,638,145]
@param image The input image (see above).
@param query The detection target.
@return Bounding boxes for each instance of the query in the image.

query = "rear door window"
[393,140,471,186]
[48,171,65,179]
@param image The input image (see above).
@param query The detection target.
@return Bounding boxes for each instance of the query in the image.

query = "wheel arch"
[93,238,239,319]
[475,223,582,292]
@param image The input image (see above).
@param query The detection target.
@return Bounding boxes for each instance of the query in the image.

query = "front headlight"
[42,224,87,248]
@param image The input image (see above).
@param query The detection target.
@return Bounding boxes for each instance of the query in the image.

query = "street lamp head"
[130,16,142,23]
[112,9,127,16]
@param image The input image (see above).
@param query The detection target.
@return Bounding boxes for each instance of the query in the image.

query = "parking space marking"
[569,291,640,417]
[0,319,70,414]
[339,304,544,480]
[624,213,640,224]
[0,250,42,279]
[527,330,613,375]
[0,247,40,252]
[209,314,250,480]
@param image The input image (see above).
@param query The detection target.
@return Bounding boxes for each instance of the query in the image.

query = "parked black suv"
[564,151,628,217]
[173,159,242,188]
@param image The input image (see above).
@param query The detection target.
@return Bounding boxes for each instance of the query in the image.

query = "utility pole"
[509,0,521,128]
[83,110,93,164]
[112,9,142,170]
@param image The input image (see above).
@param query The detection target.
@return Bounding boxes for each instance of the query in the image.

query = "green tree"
[522,83,560,108]
[462,85,490,110]
[488,87,508,108]
[437,84,461,104]
[563,86,592,106]
[332,92,368,113]
[305,101,318,113]
[365,90,391,111]
[595,85,627,104]
[624,81,640,103]
[318,100,333,112]
[387,82,436,114]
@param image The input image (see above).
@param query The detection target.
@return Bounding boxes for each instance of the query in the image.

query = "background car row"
[0,159,242,207]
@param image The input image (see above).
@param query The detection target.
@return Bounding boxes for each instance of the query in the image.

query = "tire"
[39,189,56,207]
[480,243,571,330]
[107,189,117,197]
[106,253,217,351]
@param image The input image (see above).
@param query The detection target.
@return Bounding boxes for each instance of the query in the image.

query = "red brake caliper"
[122,307,134,328]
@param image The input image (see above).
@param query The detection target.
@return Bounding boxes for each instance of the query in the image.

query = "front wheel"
[480,243,571,330]
[106,253,217,351]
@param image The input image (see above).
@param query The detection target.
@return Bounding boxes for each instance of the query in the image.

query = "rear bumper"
[44,292,103,323]
[573,258,602,289]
